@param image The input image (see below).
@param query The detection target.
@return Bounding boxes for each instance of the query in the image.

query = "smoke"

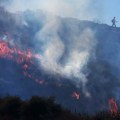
[0,0,11,6]
[3,0,102,21]
[1,1,119,113]
[0,0,98,88]
[0,0,99,90]
[35,16,97,88]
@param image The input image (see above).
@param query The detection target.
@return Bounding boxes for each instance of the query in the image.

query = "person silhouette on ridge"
[111,17,117,27]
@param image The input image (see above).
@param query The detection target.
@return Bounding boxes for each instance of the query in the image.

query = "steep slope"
[0,8,120,114]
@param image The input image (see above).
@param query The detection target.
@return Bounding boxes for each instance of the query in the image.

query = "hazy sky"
[2,0,120,26]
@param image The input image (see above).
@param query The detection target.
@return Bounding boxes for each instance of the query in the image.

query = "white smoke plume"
[36,16,97,88]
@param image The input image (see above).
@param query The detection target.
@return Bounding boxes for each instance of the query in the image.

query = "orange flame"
[0,40,33,64]
[0,40,43,85]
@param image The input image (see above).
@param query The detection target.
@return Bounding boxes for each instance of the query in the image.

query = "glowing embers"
[72,91,80,100]
[109,98,118,115]
[23,71,46,85]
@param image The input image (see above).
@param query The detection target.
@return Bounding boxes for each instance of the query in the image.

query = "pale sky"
[103,0,120,26]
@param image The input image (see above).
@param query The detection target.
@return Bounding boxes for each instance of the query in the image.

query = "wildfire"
[0,39,43,85]
[108,98,118,115]
[72,92,80,100]
[0,40,33,64]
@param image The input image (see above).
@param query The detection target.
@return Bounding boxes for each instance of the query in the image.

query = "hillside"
[0,7,120,114]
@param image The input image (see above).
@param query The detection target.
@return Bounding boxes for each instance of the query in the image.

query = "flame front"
[0,40,33,64]
[0,38,42,85]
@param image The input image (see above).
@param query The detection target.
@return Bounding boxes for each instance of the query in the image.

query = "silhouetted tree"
[0,96,120,120]
[0,96,22,119]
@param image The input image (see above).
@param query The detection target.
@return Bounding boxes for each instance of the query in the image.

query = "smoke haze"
[2,0,103,20]
[0,0,98,88]
[1,0,118,114]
